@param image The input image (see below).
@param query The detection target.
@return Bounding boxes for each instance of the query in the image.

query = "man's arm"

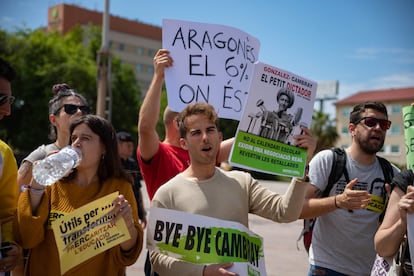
[138,49,172,161]
[217,137,234,163]
[294,132,346,219]
[300,184,338,219]
[375,186,408,257]
[17,161,33,192]
[300,178,371,219]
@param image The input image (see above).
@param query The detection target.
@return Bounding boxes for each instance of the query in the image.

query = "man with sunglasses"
[0,58,22,275]
[300,101,400,275]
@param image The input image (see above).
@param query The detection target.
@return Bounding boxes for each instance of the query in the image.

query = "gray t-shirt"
[308,149,399,275]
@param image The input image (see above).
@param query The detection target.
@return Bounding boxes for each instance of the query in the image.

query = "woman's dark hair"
[349,102,388,123]
[48,83,89,140]
[65,114,131,184]
[0,58,16,81]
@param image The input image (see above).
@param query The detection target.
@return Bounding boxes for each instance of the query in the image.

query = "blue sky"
[1,0,413,114]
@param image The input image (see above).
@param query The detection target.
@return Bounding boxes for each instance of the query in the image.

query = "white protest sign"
[162,18,260,120]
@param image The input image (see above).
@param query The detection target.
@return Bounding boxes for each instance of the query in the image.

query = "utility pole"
[96,0,112,120]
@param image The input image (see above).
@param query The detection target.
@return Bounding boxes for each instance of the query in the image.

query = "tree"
[111,58,141,141]
[0,27,96,154]
[0,26,141,160]
[311,110,339,153]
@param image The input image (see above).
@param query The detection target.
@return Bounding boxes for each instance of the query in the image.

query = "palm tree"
[311,110,339,154]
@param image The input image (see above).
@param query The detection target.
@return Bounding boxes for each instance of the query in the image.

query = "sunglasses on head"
[55,104,90,115]
[0,94,15,106]
[353,116,391,131]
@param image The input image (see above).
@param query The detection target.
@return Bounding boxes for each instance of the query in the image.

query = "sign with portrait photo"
[230,61,317,178]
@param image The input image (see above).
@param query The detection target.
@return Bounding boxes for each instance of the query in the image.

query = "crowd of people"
[0,50,413,276]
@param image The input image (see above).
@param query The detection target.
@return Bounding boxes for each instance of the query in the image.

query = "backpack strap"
[323,147,347,197]
[298,147,347,251]
[376,155,395,221]
[377,155,394,185]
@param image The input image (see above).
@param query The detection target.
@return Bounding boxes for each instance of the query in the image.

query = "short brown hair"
[177,102,218,138]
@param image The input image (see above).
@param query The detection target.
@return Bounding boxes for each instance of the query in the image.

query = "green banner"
[156,225,263,265]
[230,131,307,177]
[148,207,266,276]
[403,106,414,170]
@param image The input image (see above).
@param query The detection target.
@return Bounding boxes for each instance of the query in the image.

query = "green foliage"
[111,58,141,142]
[218,118,238,140]
[0,26,141,159]
[156,88,169,141]
[311,110,339,153]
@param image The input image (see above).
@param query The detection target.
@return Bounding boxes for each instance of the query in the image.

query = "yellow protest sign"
[52,192,131,274]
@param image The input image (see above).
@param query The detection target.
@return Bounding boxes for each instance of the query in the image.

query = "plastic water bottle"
[32,146,82,186]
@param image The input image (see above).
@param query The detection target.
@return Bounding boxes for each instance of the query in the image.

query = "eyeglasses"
[353,116,391,131]
[55,104,90,115]
[0,94,15,106]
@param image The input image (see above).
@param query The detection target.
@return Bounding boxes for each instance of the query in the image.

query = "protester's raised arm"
[138,49,173,161]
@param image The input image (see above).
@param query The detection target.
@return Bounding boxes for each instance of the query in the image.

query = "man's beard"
[356,134,385,155]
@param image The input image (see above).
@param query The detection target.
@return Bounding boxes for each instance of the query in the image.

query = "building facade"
[47,3,162,92]
[334,87,414,166]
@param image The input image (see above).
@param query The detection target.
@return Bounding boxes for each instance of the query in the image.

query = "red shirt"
[137,142,190,200]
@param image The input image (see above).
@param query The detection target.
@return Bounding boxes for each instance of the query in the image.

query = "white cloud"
[371,73,414,88]
[339,72,414,99]
[314,71,414,117]
[0,16,13,23]
[349,47,414,64]
[320,73,414,118]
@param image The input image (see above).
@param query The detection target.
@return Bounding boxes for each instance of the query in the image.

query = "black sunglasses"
[353,116,391,131]
[55,104,90,115]
[0,94,15,105]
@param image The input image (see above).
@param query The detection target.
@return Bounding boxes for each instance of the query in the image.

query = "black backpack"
[298,147,395,252]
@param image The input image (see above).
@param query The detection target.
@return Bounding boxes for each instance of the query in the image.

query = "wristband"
[334,195,339,208]
[23,184,45,195]
[298,165,310,182]
[297,172,310,182]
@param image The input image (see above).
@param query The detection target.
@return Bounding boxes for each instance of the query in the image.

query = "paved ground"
[127,180,310,276]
